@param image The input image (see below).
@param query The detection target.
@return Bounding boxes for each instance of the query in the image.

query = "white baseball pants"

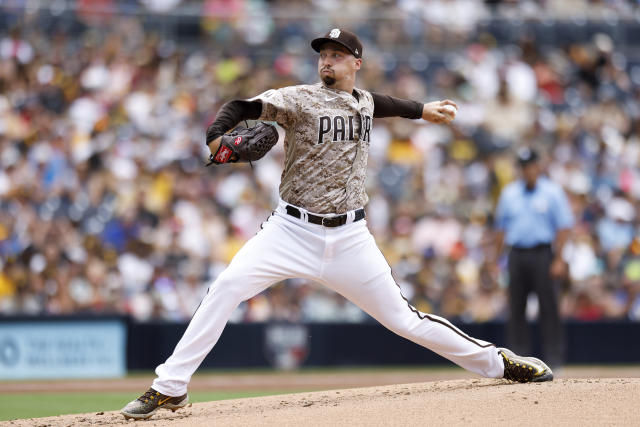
[152,200,505,396]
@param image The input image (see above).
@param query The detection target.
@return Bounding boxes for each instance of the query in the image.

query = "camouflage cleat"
[120,387,188,420]
[499,347,554,383]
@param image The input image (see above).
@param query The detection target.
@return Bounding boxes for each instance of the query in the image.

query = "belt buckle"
[322,216,340,227]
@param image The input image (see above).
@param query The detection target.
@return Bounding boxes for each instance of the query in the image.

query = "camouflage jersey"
[250,83,374,214]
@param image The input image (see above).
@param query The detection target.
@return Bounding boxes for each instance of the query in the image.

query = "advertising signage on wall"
[0,319,126,379]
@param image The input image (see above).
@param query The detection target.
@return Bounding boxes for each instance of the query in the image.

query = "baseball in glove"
[207,122,278,166]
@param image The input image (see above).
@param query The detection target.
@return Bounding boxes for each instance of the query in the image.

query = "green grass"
[2,365,638,421]
[0,390,291,421]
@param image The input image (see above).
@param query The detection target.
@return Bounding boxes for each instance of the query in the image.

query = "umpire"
[494,148,574,369]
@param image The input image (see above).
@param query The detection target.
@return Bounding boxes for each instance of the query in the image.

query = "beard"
[321,74,336,86]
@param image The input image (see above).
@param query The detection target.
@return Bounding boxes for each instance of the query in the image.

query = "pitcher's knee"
[209,271,263,303]
[378,308,427,338]
[379,316,412,337]
[210,282,243,303]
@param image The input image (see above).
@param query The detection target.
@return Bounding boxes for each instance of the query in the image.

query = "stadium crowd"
[1,1,640,323]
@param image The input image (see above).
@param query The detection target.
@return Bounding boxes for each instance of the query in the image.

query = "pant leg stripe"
[401,292,494,348]
[387,267,495,349]
[190,287,210,320]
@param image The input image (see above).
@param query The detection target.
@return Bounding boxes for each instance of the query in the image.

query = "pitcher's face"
[318,42,361,87]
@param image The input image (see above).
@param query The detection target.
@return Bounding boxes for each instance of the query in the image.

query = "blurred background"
[2,0,640,378]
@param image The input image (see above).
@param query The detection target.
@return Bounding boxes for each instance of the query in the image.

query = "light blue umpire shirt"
[495,176,574,248]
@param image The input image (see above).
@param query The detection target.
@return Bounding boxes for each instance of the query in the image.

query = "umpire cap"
[311,28,363,59]
[516,147,539,166]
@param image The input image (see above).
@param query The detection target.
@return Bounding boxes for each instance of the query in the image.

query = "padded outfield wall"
[126,320,640,370]
[1,316,638,378]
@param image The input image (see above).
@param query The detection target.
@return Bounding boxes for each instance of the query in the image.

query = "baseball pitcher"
[121,29,553,421]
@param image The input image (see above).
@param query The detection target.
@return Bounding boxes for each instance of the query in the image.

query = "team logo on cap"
[330,29,340,38]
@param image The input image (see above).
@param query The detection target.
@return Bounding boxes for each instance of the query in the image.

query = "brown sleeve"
[371,92,423,119]
[205,100,262,145]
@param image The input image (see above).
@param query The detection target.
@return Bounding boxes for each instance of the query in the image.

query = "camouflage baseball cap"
[311,28,363,59]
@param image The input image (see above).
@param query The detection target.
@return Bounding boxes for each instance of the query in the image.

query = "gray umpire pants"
[507,244,564,368]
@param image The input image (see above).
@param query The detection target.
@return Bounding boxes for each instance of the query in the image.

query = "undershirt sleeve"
[205,100,262,145]
[371,92,423,119]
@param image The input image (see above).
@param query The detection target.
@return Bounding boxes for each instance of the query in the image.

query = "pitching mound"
[5,378,639,426]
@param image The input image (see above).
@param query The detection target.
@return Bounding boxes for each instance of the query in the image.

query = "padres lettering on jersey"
[317,114,370,145]
[250,83,374,214]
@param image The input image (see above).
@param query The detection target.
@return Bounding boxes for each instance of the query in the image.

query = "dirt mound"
[5,378,639,426]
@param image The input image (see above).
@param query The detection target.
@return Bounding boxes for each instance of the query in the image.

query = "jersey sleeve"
[371,92,423,119]
[248,87,298,128]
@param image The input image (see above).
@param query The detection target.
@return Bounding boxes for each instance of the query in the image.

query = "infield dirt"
[3,377,639,426]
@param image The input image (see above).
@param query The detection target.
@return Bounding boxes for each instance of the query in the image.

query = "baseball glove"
[207,123,278,166]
